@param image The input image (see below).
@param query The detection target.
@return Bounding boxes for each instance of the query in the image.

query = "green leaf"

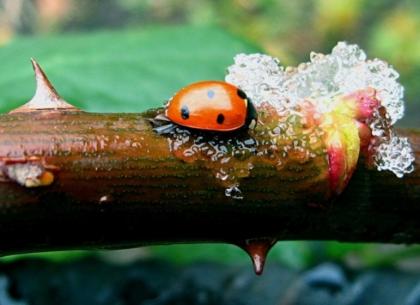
[1,250,92,263]
[148,244,247,266]
[0,25,260,114]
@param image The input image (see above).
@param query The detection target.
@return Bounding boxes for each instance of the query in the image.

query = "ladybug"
[153,81,257,133]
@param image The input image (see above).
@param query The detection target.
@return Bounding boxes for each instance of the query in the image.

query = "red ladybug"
[162,81,257,132]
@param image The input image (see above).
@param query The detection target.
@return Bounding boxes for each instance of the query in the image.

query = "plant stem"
[0,109,418,256]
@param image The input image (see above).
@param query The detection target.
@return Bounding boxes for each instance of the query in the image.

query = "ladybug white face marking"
[248,119,257,129]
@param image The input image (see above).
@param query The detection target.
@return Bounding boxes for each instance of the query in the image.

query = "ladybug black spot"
[237,89,247,99]
[181,106,189,120]
[217,113,225,124]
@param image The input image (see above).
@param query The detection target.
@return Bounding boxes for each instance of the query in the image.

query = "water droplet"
[225,53,285,113]
[374,135,415,178]
[225,43,405,124]
[225,185,243,200]
[237,238,277,275]
[224,42,412,177]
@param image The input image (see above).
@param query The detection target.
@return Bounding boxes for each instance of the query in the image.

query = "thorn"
[9,58,79,114]
[238,237,277,276]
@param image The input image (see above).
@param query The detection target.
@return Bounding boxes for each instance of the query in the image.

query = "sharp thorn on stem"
[9,58,79,113]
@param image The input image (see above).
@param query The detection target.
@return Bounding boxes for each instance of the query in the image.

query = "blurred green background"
[0,0,419,270]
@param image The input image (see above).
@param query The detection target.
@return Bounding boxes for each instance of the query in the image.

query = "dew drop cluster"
[163,104,328,199]
[225,42,414,178]
[374,136,415,178]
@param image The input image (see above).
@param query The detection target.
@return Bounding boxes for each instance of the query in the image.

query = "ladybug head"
[239,89,258,130]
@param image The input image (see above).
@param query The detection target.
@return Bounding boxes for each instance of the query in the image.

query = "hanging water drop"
[238,238,277,275]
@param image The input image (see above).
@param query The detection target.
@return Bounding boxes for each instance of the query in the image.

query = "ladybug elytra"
[164,81,257,132]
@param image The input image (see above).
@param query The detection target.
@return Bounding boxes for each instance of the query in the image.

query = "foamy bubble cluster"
[226,42,404,124]
[225,53,290,114]
[374,135,415,178]
[225,42,414,178]
[294,43,405,124]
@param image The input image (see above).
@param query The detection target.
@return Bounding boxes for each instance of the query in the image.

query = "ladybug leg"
[148,113,170,127]
[149,113,176,134]
[153,114,171,122]
[153,123,176,135]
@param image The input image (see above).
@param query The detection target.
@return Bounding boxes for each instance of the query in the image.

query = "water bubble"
[225,42,413,177]
[331,41,367,67]
[225,53,286,112]
[216,169,229,181]
[374,135,415,178]
[225,185,243,200]
[226,42,405,125]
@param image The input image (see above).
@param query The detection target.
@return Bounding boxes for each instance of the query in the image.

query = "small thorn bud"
[238,237,277,275]
[9,58,79,114]
[4,164,55,188]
